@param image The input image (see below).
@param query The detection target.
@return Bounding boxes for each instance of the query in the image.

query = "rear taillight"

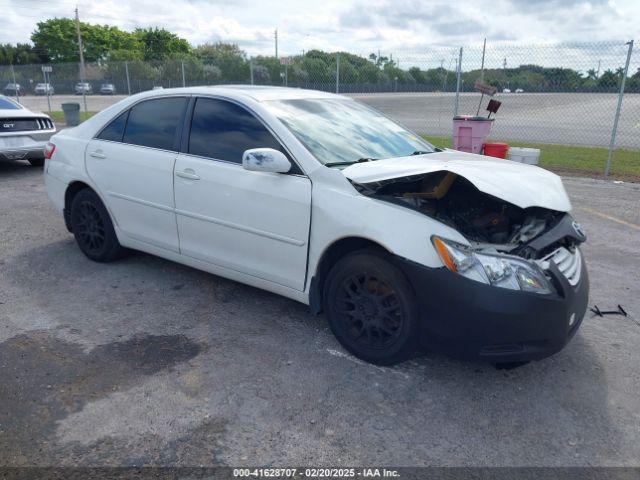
[44,142,56,160]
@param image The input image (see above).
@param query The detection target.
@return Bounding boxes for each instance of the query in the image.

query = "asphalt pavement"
[1,162,639,467]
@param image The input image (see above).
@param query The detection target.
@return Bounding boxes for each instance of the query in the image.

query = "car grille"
[0,117,54,132]
[543,247,582,286]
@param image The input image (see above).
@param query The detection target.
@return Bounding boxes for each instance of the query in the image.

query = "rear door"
[174,97,311,290]
[85,96,188,252]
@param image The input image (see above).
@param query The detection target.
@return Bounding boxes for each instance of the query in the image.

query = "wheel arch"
[308,236,391,315]
[63,181,103,232]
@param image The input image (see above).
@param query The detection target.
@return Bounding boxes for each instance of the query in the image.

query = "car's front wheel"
[323,250,421,365]
[70,188,126,262]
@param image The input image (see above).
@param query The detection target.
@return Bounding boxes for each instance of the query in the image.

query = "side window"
[123,97,187,151]
[188,98,284,164]
[97,110,129,142]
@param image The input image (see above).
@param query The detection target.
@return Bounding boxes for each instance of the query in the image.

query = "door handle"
[176,169,201,180]
[89,151,106,159]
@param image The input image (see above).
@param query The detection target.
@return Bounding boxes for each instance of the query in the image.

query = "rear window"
[97,110,129,142]
[0,97,21,110]
[123,97,187,151]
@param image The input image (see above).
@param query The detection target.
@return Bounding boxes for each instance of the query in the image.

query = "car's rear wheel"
[70,188,126,262]
[28,158,44,167]
[323,250,420,365]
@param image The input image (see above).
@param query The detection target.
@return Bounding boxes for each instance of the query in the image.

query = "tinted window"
[0,97,21,110]
[123,97,187,150]
[189,98,282,163]
[97,111,129,142]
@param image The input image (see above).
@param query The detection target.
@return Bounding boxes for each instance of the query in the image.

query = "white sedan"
[44,86,589,366]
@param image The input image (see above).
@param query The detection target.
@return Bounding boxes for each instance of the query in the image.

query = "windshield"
[264,98,435,166]
[0,96,21,110]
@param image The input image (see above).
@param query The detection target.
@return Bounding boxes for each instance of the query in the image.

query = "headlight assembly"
[432,236,554,295]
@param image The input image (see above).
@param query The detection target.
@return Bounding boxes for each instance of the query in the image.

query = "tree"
[31,18,141,63]
[598,69,619,89]
[194,42,249,82]
[135,28,192,61]
[0,43,42,65]
[250,56,281,85]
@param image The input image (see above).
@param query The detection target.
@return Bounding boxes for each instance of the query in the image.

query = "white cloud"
[1,0,638,58]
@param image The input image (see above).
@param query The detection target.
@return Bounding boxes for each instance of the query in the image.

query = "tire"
[69,188,126,262]
[28,158,44,167]
[323,250,420,365]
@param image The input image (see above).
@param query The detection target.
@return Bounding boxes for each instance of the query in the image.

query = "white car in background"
[0,95,56,166]
[34,83,55,95]
[43,86,589,366]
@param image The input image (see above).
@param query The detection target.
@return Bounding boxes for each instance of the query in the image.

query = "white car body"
[44,86,572,303]
[43,86,588,364]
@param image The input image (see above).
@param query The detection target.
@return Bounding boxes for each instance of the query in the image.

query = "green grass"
[424,135,640,179]
[48,110,96,123]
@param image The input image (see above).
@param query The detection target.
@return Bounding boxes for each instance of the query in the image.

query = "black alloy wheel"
[324,250,420,365]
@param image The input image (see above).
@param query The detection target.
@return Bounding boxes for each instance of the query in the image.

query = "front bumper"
[395,251,589,363]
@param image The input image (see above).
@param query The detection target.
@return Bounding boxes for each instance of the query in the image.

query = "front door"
[174,97,311,290]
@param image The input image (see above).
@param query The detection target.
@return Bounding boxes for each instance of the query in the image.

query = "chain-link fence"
[1,40,638,173]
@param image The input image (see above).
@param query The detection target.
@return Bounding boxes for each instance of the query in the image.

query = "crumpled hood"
[342,150,571,211]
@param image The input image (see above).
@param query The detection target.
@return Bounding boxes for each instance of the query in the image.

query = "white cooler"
[508,147,540,165]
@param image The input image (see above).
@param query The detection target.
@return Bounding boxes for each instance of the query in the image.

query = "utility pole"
[596,59,601,78]
[274,28,278,59]
[75,6,88,114]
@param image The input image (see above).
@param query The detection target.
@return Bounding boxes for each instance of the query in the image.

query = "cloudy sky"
[1,0,638,59]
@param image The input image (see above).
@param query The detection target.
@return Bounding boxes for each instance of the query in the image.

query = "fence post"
[250,61,254,85]
[454,47,463,117]
[43,67,52,113]
[125,61,131,95]
[336,53,340,94]
[181,60,186,87]
[10,64,19,102]
[605,40,634,177]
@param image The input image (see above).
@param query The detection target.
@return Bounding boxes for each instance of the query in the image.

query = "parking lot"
[1,161,639,466]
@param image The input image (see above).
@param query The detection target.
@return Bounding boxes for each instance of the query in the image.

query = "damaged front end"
[352,170,586,290]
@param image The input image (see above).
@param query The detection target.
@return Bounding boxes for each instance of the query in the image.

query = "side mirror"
[242,148,291,174]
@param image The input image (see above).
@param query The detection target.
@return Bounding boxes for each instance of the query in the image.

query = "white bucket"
[508,147,540,165]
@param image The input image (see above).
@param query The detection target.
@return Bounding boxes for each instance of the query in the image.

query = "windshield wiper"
[410,150,434,155]
[325,157,377,167]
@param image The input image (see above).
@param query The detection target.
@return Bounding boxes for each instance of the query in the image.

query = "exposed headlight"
[432,236,554,294]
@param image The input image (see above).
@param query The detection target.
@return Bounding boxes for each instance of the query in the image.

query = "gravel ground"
[1,162,639,467]
[18,92,640,149]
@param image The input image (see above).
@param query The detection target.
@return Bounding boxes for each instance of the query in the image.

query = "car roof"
[131,85,342,102]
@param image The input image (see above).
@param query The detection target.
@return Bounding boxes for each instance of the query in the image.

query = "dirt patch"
[0,332,202,466]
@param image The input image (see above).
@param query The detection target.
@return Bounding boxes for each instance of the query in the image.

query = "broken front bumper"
[395,252,589,363]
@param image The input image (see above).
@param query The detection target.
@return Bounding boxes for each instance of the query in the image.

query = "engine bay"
[353,170,585,260]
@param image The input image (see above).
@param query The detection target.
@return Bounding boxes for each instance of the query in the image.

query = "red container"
[483,142,509,159]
